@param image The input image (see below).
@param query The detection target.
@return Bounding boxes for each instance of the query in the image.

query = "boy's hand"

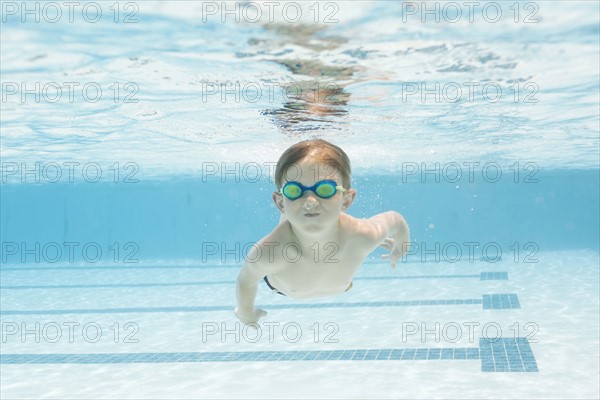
[379,237,407,268]
[234,306,267,326]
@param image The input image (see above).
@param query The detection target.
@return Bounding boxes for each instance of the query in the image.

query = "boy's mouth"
[303,213,320,217]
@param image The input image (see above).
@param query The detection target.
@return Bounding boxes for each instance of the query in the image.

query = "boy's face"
[272,158,356,231]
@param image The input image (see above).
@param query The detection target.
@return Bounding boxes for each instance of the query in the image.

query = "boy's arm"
[235,245,269,325]
[363,211,410,266]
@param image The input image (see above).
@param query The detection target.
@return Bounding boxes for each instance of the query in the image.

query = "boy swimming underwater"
[235,139,410,325]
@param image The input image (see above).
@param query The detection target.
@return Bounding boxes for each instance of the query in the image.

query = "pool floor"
[1,250,598,399]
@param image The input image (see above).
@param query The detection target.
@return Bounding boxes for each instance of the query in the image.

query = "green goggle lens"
[315,184,335,197]
[282,184,302,199]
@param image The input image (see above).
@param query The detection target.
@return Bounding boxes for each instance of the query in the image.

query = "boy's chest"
[271,245,364,294]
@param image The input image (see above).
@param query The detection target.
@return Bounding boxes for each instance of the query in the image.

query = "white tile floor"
[1,251,598,399]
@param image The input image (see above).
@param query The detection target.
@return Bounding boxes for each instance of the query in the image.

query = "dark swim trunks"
[263,276,353,295]
[263,276,286,296]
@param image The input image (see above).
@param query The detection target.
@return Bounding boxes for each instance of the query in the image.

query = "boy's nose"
[303,195,319,209]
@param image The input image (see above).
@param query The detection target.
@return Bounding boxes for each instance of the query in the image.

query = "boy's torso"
[262,215,376,298]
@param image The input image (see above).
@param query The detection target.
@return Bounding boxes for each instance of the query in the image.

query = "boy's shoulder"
[340,213,378,236]
[340,213,388,251]
[244,221,293,270]
[264,219,294,244]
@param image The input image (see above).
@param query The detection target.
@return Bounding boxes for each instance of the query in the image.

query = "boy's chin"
[292,213,337,226]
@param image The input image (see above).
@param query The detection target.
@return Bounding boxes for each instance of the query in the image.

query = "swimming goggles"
[280,180,346,201]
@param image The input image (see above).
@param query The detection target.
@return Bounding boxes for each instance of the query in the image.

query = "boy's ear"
[272,191,285,213]
[342,188,357,211]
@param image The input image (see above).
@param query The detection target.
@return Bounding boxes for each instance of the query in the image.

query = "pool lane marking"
[0,337,538,372]
[0,293,520,315]
[0,271,508,290]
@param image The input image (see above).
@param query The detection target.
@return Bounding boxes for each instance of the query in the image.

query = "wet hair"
[274,139,352,190]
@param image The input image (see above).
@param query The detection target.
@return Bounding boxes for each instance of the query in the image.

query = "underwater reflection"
[260,70,351,132]
[249,24,356,134]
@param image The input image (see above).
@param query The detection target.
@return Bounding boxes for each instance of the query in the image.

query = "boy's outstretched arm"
[366,211,410,268]
[235,246,269,325]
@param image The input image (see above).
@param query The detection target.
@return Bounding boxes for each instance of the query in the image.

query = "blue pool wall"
[1,169,598,264]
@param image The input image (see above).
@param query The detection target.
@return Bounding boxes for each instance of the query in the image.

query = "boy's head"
[274,139,352,190]
[272,139,356,228]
